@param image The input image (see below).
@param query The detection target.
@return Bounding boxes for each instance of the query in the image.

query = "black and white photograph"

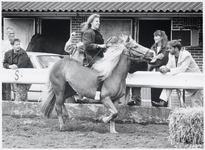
[1,0,204,149]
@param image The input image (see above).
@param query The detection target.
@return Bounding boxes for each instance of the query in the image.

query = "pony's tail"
[40,80,55,118]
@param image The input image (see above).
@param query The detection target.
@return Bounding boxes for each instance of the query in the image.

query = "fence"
[2,68,203,107]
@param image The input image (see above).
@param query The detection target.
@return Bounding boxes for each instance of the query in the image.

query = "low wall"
[2,101,171,124]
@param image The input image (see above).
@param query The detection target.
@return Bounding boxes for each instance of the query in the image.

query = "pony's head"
[120,35,154,61]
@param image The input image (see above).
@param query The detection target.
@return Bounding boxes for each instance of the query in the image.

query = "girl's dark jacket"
[82,29,105,66]
[3,48,33,69]
[148,43,169,71]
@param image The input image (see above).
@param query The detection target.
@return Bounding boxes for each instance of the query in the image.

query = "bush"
[168,107,204,148]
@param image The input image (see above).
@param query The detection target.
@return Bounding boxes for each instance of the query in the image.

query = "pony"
[40,35,154,133]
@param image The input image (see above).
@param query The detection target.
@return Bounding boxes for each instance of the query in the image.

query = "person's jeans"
[126,87,142,105]
[131,87,141,105]
[12,84,31,101]
[2,83,11,100]
[151,88,163,107]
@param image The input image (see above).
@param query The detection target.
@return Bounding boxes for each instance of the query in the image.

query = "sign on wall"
[3,18,35,50]
[100,19,132,42]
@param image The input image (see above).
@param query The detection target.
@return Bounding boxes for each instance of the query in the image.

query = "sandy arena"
[2,116,175,148]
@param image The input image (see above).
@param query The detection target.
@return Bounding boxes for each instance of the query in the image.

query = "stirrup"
[94,91,101,101]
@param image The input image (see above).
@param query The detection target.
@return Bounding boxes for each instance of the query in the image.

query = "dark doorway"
[41,19,70,54]
[138,20,171,48]
[42,19,70,41]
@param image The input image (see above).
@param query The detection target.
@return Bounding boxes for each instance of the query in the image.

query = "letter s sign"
[14,70,20,81]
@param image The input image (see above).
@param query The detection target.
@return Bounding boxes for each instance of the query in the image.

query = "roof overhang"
[2,2,202,18]
[2,12,202,18]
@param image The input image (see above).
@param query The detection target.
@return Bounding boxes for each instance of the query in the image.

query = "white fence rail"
[1,69,48,84]
[1,68,203,90]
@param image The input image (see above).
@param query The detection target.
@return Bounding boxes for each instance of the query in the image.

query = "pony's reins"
[84,37,113,67]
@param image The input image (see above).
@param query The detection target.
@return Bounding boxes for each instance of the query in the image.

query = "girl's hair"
[153,30,168,48]
[81,13,100,32]
[10,38,20,45]
[167,40,182,50]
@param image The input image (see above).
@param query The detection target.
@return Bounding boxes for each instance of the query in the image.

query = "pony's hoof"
[94,116,103,123]
[95,116,110,123]
[59,125,66,132]
[102,117,110,123]
[110,130,118,134]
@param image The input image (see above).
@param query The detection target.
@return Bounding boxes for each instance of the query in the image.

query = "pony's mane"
[92,42,125,80]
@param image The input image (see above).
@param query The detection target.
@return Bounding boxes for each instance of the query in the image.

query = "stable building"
[2,2,203,58]
[1,2,203,67]
[2,2,203,71]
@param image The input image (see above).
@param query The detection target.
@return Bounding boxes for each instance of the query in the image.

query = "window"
[172,30,191,46]
[100,19,132,42]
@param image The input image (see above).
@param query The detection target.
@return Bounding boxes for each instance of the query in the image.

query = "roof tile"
[2,2,202,12]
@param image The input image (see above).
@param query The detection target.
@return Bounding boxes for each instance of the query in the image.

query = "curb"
[2,101,172,124]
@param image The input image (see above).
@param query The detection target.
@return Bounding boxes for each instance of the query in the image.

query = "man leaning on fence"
[153,40,203,107]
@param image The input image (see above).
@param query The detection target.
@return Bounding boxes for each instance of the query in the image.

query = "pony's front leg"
[101,96,118,133]
[110,121,117,133]
[109,99,119,133]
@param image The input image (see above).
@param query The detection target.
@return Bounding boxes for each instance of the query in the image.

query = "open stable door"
[3,18,35,50]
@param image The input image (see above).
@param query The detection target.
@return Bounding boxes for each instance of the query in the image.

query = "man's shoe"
[127,100,141,106]
[152,100,167,107]
[76,98,89,103]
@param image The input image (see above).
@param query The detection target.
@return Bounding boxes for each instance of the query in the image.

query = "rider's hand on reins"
[97,44,107,49]
[105,43,112,48]
[70,32,76,37]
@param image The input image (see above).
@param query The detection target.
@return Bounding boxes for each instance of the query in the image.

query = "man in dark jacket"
[3,38,33,101]
[127,61,148,106]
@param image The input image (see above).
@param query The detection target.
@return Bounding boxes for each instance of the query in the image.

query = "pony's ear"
[126,36,130,42]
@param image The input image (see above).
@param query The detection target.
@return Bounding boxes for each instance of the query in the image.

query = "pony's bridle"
[123,46,150,59]
[84,37,114,67]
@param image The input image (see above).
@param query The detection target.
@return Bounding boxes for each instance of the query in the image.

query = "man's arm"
[170,55,191,75]
[160,54,191,75]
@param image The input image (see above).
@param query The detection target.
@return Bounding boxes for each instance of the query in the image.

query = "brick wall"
[71,16,87,43]
[172,17,203,72]
[173,18,202,44]
[156,17,203,72]
[186,47,203,72]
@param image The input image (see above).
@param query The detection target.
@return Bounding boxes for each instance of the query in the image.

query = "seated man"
[64,32,85,63]
[153,40,203,107]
